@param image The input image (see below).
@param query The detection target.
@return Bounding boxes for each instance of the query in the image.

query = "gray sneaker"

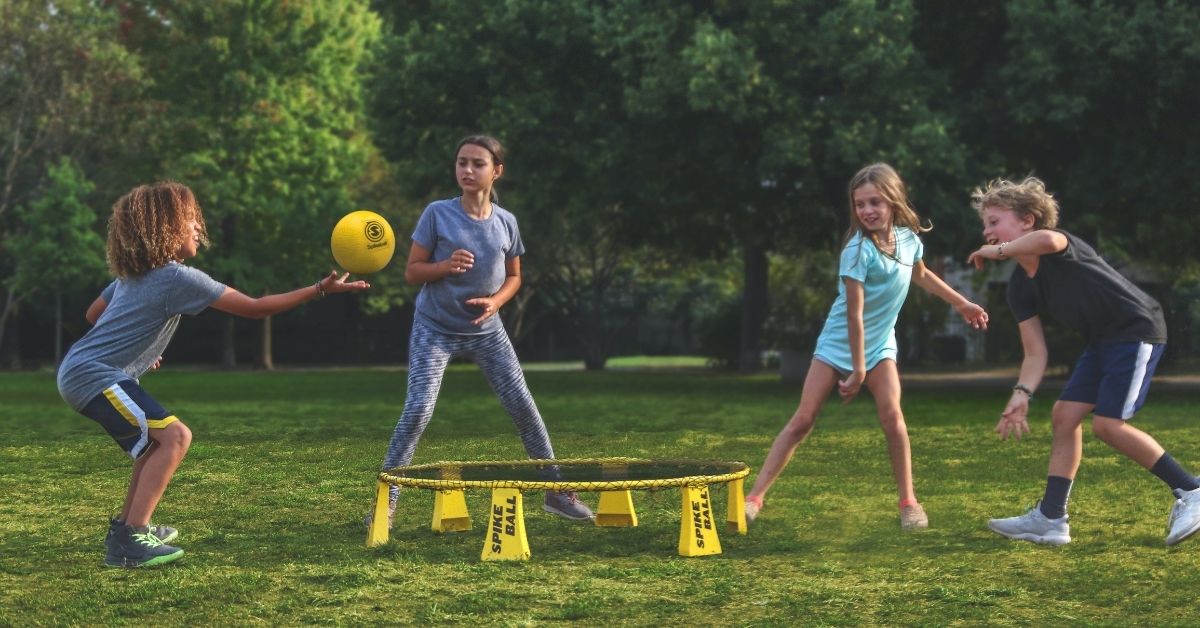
[107,518,177,544]
[544,491,594,521]
[104,523,184,568]
[1166,487,1200,546]
[987,503,1070,545]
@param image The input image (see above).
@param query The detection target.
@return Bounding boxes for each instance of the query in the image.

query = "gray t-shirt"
[57,262,226,410]
[411,198,525,335]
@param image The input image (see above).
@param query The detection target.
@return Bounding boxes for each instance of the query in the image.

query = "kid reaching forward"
[745,163,988,530]
[968,176,1200,546]
[57,181,369,568]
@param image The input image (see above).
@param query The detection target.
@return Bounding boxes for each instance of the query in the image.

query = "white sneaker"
[1166,487,1200,546]
[987,503,1070,545]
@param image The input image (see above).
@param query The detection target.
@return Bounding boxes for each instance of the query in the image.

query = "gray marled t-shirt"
[57,262,226,410]
[411,197,525,335]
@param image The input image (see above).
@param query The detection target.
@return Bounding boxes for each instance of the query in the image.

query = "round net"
[379,457,749,492]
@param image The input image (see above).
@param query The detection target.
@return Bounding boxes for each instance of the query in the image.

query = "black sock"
[1150,452,1200,492]
[1039,476,1073,519]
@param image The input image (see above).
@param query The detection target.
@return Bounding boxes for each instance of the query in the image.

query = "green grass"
[3,366,1200,625]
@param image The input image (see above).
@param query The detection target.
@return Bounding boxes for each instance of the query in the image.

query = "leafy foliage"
[123,0,383,296]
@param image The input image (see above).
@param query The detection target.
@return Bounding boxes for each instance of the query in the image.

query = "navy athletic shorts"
[1060,342,1164,420]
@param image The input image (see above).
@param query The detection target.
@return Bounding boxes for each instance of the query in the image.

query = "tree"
[597,0,969,370]
[0,0,148,363]
[371,0,655,370]
[916,0,1200,264]
[121,0,383,367]
[370,1,970,371]
[5,157,107,365]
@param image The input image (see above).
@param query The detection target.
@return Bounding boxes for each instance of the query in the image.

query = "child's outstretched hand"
[838,369,865,403]
[955,301,989,330]
[319,271,371,294]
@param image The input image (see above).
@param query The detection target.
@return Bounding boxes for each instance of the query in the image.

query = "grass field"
[3,365,1200,625]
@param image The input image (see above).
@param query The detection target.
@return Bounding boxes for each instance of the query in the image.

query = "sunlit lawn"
[2,365,1199,625]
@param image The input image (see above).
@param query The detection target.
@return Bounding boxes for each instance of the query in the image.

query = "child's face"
[456,144,501,195]
[853,183,893,235]
[980,205,1033,245]
[175,215,202,260]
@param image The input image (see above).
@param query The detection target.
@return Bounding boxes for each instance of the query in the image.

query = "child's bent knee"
[152,421,192,452]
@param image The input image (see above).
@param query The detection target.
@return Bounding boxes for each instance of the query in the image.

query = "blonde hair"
[106,181,208,277]
[971,176,1059,229]
[844,163,930,251]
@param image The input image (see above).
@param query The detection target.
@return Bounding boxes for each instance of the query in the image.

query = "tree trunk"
[0,290,21,369]
[258,315,274,370]
[54,289,63,367]
[222,317,237,368]
[738,244,769,373]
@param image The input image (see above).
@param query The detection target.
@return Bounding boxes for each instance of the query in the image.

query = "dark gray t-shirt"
[1007,230,1166,345]
[411,198,525,335]
[57,262,226,410]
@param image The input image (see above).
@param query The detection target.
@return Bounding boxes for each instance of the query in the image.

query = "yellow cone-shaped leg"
[366,480,392,547]
[595,490,639,527]
[726,477,747,535]
[432,489,472,532]
[481,488,531,561]
[679,485,722,556]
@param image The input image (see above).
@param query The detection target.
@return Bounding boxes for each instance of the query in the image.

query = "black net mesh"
[379,457,749,491]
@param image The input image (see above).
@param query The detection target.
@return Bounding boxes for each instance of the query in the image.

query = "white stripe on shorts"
[104,383,150,459]
[1120,342,1155,419]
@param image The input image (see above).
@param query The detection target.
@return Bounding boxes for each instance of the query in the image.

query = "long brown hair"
[106,181,208,277]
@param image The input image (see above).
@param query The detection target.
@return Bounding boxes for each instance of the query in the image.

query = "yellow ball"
[330,210,395,274]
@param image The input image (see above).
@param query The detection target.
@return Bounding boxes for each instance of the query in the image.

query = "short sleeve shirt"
[1007,230,1166,345]
[813,228,923,372]
[57,262,226,410]
[411,197,525,335]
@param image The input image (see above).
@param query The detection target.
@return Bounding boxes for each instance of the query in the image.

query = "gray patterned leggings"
[380,320,555,499]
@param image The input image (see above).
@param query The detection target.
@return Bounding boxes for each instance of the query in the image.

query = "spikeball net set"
[367,457,751,560]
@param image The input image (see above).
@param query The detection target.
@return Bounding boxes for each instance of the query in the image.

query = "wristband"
[315,280,326,298]
[1013,383,1033,398]
[997,242,1008,258]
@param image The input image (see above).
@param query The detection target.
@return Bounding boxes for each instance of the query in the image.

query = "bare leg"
[863,360,914,503]
[123,421,192,527]
[1048,401,1090,479]
[119,442,156,521]
[1091,415,1166,469]
[747,360,838,501]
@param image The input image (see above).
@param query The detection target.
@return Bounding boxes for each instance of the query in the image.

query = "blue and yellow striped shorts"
[79,380,179,459]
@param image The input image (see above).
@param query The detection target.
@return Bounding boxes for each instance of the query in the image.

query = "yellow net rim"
[378,456,750,491]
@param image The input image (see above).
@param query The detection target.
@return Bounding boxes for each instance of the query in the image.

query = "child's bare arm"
[405,241,472,285]
[996,317,1049,441]
[968,230,1068,269]
[85,296,108,325]
[838,278,866,402]
[210,271,369,319]
[912,260,988,330]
